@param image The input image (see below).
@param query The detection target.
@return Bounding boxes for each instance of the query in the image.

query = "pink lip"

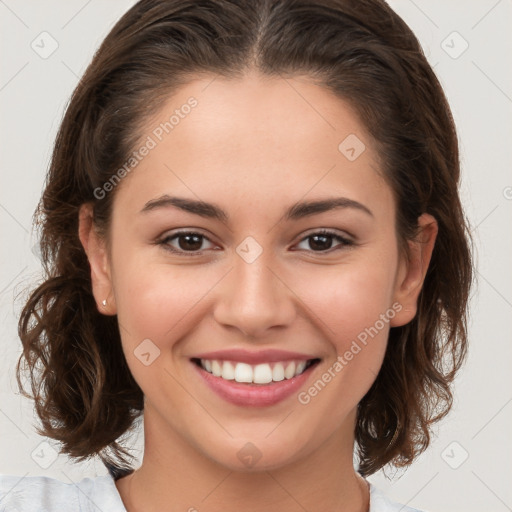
[190,348,317,365]
[191,359,320,407]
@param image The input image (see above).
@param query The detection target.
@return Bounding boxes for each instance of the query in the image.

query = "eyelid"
[292,228,354,252]
[297,227,354,243]
[157,227,355,256]
[157,229,218,255]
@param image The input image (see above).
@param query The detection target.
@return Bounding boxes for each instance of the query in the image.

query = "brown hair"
[17,0,473,478]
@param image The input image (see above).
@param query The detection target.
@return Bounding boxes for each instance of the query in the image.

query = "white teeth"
[222,361,235,380]
[272,363,285,382]
[211,360,222,377]
[198,358,315,383]
[284,361,296,379]
[234,362,253,383]
[295,361,307,375]
[253,363,273,384]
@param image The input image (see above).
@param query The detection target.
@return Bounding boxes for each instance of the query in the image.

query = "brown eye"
[158,229,353,256]
[295,230,353,253]
[160,231,216,254]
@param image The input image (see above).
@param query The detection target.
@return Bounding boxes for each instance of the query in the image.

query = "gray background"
[1,1,511,511]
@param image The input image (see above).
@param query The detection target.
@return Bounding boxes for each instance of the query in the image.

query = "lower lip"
[191,360,320,407]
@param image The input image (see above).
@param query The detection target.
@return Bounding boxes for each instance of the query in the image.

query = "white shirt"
[0,473,423,512]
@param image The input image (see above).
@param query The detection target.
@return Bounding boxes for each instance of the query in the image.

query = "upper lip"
[191,349,319,365]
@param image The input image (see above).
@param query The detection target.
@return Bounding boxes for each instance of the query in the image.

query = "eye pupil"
[309,234,332,251]
[179,234,202,251]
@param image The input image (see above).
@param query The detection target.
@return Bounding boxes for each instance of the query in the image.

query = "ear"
[390,213,438,327]
[78,203,117,315]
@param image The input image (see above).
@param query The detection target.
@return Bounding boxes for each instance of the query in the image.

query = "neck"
[116,405,369,512]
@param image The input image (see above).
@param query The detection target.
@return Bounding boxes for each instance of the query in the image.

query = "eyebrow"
[140,194,373,221]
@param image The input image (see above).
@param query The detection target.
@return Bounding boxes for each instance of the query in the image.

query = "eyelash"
[157,229,354,256]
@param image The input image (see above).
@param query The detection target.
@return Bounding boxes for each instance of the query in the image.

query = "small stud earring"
[102,299,107,307]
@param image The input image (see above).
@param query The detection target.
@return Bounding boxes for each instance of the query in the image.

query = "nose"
[213,252,296,339]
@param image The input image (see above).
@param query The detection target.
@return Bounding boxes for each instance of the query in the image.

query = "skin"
[79,70,437,512]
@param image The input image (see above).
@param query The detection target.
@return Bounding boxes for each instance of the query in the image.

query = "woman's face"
[81,71,435,471]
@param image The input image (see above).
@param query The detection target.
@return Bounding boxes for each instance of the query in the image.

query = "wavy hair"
[16,0,473,477]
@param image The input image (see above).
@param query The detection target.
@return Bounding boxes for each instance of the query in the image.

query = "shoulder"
[368,481,425,512]
[0,473,127,512]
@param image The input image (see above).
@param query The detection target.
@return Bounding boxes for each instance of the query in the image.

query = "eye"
[294,229,354,253]
[159,231,217,254]
[157,228,354,256]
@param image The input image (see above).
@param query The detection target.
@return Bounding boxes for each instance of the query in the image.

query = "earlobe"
[78,203,116,315]
[390,213,438,327]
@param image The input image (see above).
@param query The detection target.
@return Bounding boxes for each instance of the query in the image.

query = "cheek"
[113,258,215,343]
[300,257,397,342]
[293,255,398,393]
[114,255,397,338]
[294,266,396,417]
[111,260,218,396]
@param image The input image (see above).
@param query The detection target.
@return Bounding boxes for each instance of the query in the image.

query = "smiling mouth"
[191,357,321,385]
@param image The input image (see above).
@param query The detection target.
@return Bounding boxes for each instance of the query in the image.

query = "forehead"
[113,71,392,219]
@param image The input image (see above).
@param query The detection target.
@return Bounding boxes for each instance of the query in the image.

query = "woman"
[0,0,472,511]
